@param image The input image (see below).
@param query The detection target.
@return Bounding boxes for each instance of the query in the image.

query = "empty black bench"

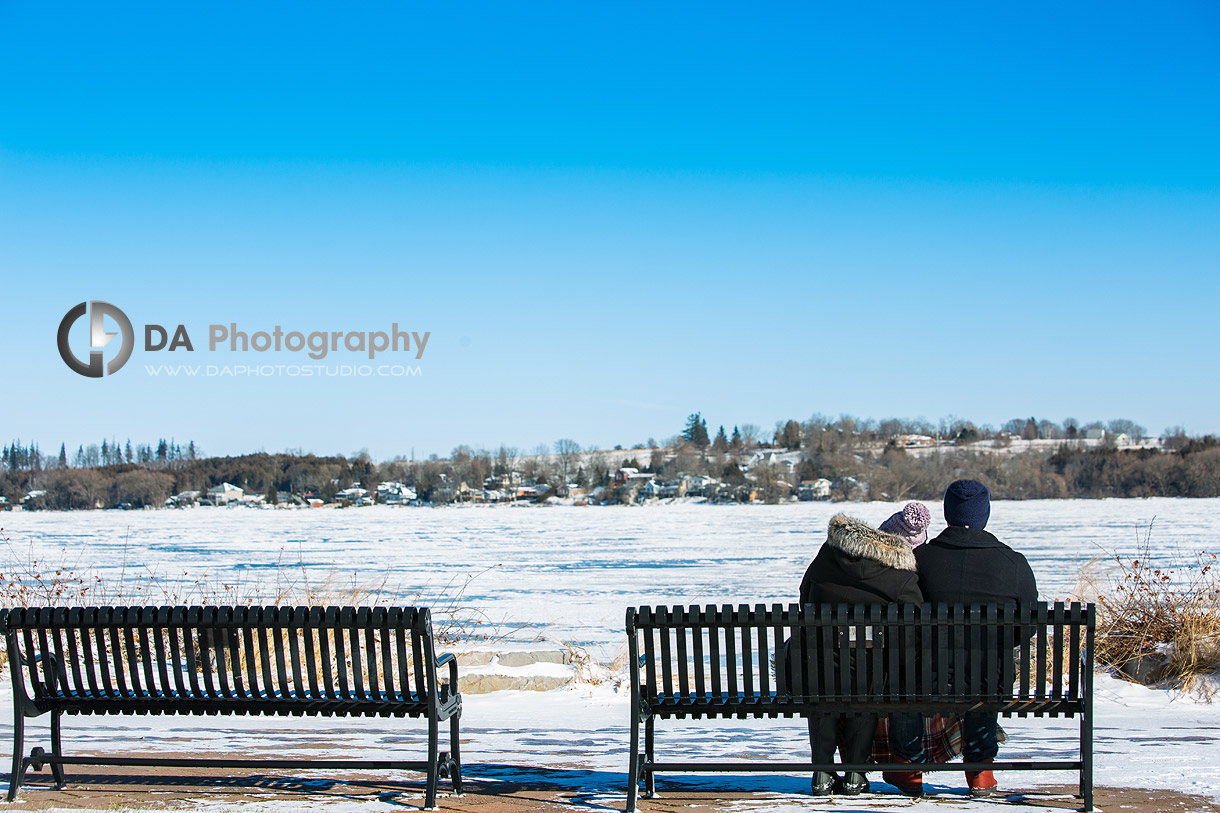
[2,605,463,808]
[626,601,1094,811]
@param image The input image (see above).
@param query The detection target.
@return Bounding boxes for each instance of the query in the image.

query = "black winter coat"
[786,514,923,698]
[800,514,924,606]
[913,526,1038,607]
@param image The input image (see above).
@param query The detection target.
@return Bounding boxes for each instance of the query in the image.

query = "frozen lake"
[3,498,1214,661]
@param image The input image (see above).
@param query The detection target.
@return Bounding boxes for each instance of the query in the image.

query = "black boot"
[811,771,837,795]
[837,772,868,795]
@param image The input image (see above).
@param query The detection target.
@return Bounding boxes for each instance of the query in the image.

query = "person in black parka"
[914,479,1038,797]
[798,513,923,796]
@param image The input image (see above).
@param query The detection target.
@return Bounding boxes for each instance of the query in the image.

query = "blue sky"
[2,2,1218,460]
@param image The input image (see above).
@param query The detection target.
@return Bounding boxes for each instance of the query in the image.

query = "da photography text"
[57,301,430,379]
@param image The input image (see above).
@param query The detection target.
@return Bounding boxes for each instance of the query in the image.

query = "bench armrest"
[436,653,459,694]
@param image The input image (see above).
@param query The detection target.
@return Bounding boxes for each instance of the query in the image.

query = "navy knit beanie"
[943,479,991,529]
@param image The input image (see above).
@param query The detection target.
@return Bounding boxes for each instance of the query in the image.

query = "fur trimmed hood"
[825,513,918,573]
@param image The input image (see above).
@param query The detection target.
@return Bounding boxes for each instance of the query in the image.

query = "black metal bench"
[2,605,463,808]
[626,601,1094,811]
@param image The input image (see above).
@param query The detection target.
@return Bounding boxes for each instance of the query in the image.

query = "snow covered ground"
[1,498,1218,809]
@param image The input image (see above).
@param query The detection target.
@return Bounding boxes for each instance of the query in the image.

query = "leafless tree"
[555,439,581,484]
[738,424,761,448]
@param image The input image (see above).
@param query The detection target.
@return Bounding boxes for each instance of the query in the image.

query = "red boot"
[965,758,998,797]
[882,756,924,797]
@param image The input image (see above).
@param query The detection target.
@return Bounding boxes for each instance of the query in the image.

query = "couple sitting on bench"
[800,479,1038,798]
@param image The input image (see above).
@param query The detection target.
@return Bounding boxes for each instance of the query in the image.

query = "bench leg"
[50,711,65,789]
[425,713,440,810]
[448,712,463,795]
[644,716,656,797]
[627,711,641,813]
[7,707,24,802]
[1080,712,1093,811]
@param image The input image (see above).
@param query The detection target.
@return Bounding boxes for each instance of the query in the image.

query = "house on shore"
[207,482,243,506]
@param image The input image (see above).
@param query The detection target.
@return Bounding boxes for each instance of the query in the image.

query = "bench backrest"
[627,602,1094,715]
[1,605,442,711]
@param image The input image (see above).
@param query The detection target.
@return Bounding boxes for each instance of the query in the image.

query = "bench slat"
[658,608,674,705]
[707,605,721,701]
[1068,602,1081,701]
[1035,603,1048,711]
[395,624,412,701]
[344,608,363,702]
[364,612,380,701]
[379,621,396,702]
[1052,602,1065,702]
[675,607,689,703]
[411,620,426,703]
[753,604,769,706]
[738,605,752,711]
[723,606,737,704]
[692,611,706,709]
[66,614,89,698]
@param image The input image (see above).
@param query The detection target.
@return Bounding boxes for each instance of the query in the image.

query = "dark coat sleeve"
[799,560,816,606]
[894,571,924,605]
[1013,551,1038,604]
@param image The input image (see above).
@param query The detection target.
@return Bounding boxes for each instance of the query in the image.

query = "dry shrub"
[1075,522,1220,697]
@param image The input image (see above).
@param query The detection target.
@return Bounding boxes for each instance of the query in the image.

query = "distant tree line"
[2,416,1216,510]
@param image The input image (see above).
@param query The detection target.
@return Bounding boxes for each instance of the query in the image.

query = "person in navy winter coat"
[912,479,1039,798]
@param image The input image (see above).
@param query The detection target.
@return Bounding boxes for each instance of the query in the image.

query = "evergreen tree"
[778,419,803,450]
[712,425,729,453]
[682,413,710,449]
[730,426,742,452]
[58,443,68,468]
[125,440,134,463]
[101,439,110,465]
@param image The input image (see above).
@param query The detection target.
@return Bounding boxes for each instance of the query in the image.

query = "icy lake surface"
[4,498,1215,661]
